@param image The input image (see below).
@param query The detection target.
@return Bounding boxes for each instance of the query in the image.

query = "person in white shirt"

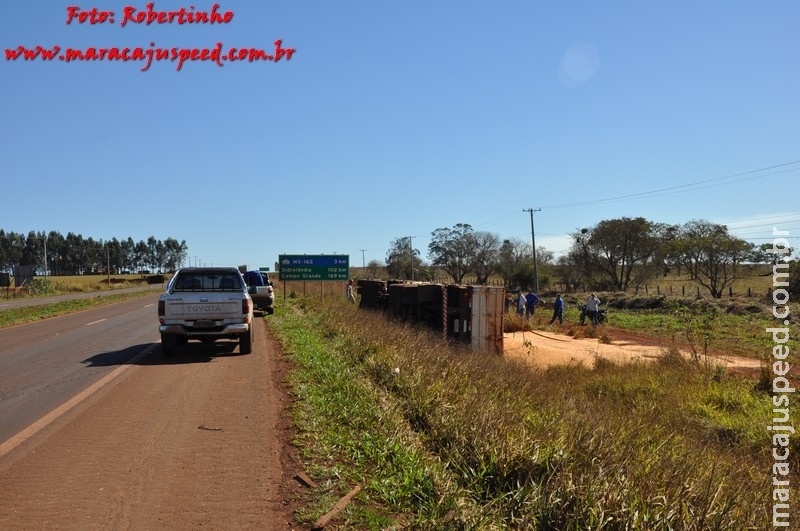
[586,293,601,325]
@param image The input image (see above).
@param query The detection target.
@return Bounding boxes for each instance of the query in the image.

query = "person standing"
[516,290,526,316]
[549,293,564,324]
[346,279,356,304]
[586,293,601,325]
[525,289,540,318]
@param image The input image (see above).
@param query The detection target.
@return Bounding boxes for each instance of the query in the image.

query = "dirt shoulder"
[503,325,762,376]
[0,318,303,530]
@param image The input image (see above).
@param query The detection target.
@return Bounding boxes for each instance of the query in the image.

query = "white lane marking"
[0,343,157,459]
[143,303,154,308]
[85,319,107,326]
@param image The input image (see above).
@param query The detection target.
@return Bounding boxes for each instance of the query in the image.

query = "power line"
[718,212,800,228]
[473,160,800,231]
[538,160,800,209]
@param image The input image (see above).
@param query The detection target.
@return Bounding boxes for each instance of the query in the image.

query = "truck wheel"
[161,333,177,356]
[239,328,253,354]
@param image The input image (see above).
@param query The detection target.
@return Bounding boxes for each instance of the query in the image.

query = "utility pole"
[523,208,541,292]
[359,249,366,268]
[43,232,47,286]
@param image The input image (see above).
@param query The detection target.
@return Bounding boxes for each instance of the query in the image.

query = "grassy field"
[3,273,157,298]
[2,273,796,526]
[517,291,797,362]
[0,274,160,328]
[267,295,797,529]
[273,274,795,361]
[0,290,156,328]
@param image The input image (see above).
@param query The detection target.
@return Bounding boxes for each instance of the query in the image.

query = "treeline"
[381,217,798,298]
[0,229,188,276]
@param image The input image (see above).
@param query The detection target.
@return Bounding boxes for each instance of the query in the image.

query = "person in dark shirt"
[549,293,564,324]
[525,290,540,318]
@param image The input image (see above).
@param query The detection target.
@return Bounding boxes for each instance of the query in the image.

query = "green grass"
[8,274,153,295]
[595,297,797,360]
[267,296,796,529]
[0,290,155,328]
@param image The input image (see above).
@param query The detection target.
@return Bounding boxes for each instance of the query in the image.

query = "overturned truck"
[357,279,505,354]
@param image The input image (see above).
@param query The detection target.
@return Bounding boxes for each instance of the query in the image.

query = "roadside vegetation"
[267,295,795,529]
[0,289,156,328]
[503,291,797,361]
[2,274,159,297]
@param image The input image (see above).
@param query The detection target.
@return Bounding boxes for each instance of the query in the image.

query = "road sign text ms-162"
[278,254,349,281]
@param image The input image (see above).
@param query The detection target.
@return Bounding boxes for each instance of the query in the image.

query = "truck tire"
[161,333,177,356]
[239,328,253,354]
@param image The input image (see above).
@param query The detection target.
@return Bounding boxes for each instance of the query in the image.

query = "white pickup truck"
[157,267,254,356]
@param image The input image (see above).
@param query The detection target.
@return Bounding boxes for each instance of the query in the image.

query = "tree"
[85,237,102,273]
[750,243,794,265]
[385,237,421,280]
[365,259,384,279]
[162,238,188,272]
[496,238,556,289]
[134,240,149,273]
[670,220,752,298]
[0,229,190,276]
[469,231,501,284]
[428,223,474,284]
[496,238,530,288]
[121,237,136,273]
[146,236,159,272]
[789,259,800,296]
[46,230,65,276]
[568,217,664,291]
[0,230,24,273]
[553,253,585,293]
[0,230,7,273]
[22,231,42,273]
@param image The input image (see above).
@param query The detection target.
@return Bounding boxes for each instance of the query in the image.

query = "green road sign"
[278,254,349,281]
[259,267,270,272]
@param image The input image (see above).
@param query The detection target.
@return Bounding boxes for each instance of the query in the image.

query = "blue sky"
[2,1,798,271]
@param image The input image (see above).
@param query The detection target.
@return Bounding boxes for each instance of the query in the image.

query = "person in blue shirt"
[525,289,540,318]
[549,293,564,324]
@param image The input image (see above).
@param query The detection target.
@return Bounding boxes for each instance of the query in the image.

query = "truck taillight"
[243,299,252,322]
[158,299,165,324]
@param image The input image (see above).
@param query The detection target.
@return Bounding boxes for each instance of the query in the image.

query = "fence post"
[729,286,733,297]
[682,285,685,296]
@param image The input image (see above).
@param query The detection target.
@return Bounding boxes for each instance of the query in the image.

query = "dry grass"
[269,296,796,528]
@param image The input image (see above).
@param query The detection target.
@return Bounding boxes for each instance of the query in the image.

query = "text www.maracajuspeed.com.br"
[4,40,295,72]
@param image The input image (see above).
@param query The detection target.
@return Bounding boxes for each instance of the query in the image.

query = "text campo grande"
[768,227,793,527]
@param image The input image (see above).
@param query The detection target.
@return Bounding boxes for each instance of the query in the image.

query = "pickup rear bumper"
[251,295,274,311]
[159,323,249,337]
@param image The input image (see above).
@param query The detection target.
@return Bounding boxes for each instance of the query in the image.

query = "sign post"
[278,254,349,281]
[278,255,350,301]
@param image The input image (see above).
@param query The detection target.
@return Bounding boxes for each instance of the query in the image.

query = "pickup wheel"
[239,328,253,354]
[161,333,177,356]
